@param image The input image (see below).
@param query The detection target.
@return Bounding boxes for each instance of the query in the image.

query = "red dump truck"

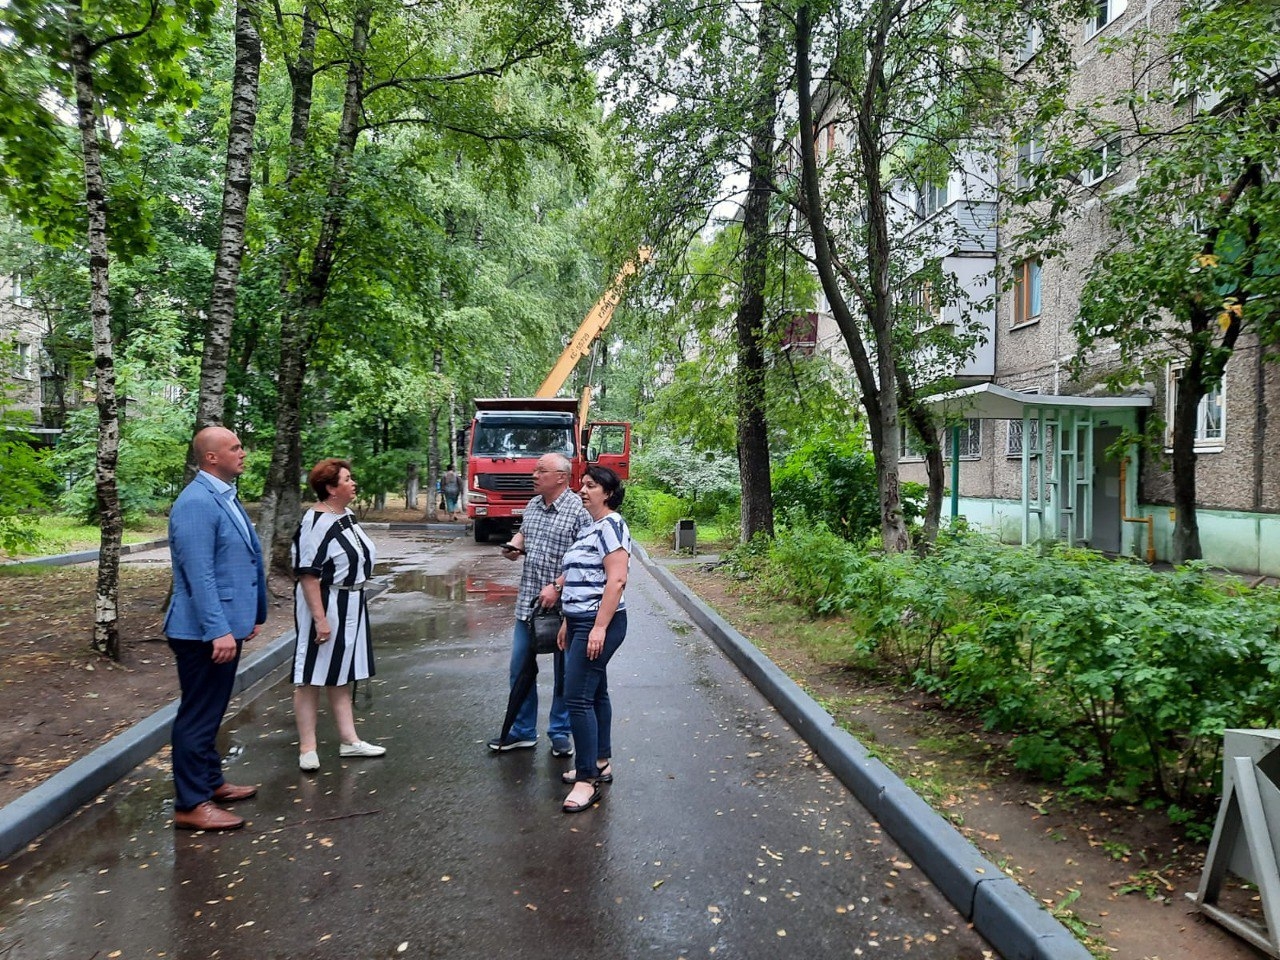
[464,397,631,542]
[464,253,647,542]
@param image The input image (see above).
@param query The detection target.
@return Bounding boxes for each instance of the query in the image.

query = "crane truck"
[465,252,649,543]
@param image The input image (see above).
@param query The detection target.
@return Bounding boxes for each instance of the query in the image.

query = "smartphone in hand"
[501,542,525,555]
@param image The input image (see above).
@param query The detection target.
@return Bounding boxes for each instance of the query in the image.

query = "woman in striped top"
[290,459,385,772]
[554,465,632,813]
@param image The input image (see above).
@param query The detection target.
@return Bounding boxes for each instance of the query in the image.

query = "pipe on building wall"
[1118,458,1156,564]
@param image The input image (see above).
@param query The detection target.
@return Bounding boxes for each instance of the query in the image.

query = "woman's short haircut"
[584,465,625,510]
[309,458,351,502]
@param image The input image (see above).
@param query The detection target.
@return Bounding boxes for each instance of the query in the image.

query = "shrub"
[773,427,925,543]
[748,526,1280,813]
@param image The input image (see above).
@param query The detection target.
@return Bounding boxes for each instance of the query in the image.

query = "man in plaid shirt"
[489,452,592,754]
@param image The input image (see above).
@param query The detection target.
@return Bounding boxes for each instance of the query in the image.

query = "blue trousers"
[508,618,571,742]
[563,610,627,783]
[169,638,241,811]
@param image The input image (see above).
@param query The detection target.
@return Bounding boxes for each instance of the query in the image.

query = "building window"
[1013,258,1042,325]
[1006,417,1043,457]
[1168,367,1225,448]
[15,342,34,380]
[917,179,949,219]
[900,423,925,461]
[1081,136,1121,186]
[1020,17,1043,64]
[1086,0,1127,39]
[908,278,943,331]
[945,419,981,460]
[1016,127,1043,189]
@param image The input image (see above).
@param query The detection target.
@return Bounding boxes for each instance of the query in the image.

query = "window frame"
[917,178,949,219]
[1016,127,1044,189]
[1012,257,1043,327]
[899,423,926,462]
[1166,365,1226,451]
[1080,135,1122,187]
[944,419,982,461]
[1085,0,1127,40]
[1019,16,1043,65]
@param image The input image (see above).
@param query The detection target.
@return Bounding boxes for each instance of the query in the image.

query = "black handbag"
[528,603,563,655]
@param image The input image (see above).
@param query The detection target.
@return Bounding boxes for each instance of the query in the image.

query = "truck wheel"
[473,518,490,543]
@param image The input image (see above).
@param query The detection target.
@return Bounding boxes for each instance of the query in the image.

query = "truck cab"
[465,397,630,542]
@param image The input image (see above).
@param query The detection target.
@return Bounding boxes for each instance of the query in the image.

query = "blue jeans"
[563,610,627,782]
[508,618,571,742]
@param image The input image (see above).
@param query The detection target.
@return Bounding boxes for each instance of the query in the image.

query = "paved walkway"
[0,534,1000,958]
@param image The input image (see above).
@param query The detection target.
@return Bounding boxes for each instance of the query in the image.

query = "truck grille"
[478,474,534,495]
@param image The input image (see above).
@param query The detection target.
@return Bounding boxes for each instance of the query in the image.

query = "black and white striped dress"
[291,509,377,686]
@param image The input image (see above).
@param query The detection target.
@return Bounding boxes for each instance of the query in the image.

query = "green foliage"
[50,383,193,524]
[618,486,686,537]
[773,426,925,543]
[632,440,740,505]
[0,392,58,553]
[749,527,1280,815]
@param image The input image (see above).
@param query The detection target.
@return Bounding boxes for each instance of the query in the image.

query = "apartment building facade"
[0,274,48,430]
[807,0,1280,575]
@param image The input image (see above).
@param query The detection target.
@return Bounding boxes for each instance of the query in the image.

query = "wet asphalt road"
[0,532,992,959]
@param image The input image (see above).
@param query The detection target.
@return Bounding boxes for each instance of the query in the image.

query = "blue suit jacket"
[164,473,268,642]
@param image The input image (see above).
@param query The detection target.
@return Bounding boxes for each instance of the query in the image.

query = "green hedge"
[739,527,1280,816]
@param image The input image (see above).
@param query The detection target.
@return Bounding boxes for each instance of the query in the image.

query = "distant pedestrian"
[441,463,463,520]
[555,465,631,814]
[291,458,386,772]
[488,452,591,755]
[164,426,267,831]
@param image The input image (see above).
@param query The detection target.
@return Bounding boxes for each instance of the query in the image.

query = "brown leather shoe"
[173,802,245,831]
[212,782,258,802]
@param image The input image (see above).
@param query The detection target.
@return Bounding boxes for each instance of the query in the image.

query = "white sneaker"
[339,740,386,758]
[299,750,320,771]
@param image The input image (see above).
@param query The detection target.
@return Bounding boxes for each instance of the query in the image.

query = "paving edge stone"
[0,629,297,863]
[636,545,1093,960]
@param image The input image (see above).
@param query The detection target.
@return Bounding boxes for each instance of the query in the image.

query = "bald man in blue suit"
[165,426,268,831]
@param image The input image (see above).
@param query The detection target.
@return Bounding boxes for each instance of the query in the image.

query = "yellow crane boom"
[535,248,652,400]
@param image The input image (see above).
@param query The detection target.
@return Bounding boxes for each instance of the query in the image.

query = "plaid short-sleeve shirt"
[514,488,592,618]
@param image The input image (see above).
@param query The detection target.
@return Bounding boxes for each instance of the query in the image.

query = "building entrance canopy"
[923,383,1153,551]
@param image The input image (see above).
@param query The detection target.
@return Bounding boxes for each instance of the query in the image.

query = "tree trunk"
[424,348,442,521]
[71,31,122,661]
[1170,344,1205,563]
[734,6,779,544]
[260,0,368,571]
[187,0,262,482]
[795,3,910,552]
[406,461,419,509]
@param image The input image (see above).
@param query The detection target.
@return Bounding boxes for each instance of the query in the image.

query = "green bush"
[51,392,191,525]
[749,526,1280,814]
[620,485,688,538]
[773,427,925,543]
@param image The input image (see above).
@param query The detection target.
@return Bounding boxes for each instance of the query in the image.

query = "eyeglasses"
[532,468,569,476]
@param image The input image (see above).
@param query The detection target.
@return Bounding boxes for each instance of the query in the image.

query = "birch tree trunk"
[71,30,123,660]
[189,0,262,480]
[261,0,370,570]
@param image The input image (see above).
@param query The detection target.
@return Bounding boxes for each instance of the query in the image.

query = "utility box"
[674,519,696,552]
[1195,729,1280,957]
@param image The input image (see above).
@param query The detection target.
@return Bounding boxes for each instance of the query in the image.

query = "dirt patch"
[671,564,1267,960]
[0,562,296,808]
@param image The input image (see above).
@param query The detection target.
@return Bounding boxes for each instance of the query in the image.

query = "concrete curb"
[637,546,1092,960]
[12,538,171,567]
[0,629,297,863]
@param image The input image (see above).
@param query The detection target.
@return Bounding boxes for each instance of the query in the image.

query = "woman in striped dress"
[291,458,386,772]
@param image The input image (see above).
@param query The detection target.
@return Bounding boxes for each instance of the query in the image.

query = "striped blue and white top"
[561,512,632,616]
